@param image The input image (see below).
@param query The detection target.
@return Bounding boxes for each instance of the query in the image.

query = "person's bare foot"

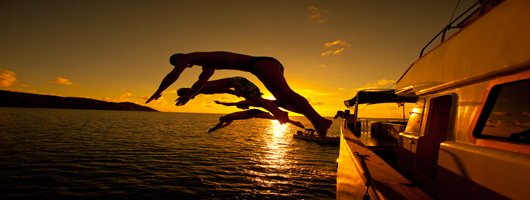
[274,110,289,125]
[315,118,332,139]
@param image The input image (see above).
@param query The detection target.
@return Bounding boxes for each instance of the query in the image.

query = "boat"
[293,134,340,144]
[336,0,530,199]
[338,89,424,199]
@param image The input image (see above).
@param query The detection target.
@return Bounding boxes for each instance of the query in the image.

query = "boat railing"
[357,118,409,137]
[419,1,481,57]
[385,118,408,123]
[358,119,370,134]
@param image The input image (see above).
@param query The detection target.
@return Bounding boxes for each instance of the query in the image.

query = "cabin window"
[474,79,530,144]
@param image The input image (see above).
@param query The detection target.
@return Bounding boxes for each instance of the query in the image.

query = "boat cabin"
[337,0,530,199]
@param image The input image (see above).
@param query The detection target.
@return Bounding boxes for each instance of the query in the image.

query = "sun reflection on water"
[263,120,291,168]
[246,120,297,191]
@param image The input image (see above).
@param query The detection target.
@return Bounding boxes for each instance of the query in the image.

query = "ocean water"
[0,107,342,199]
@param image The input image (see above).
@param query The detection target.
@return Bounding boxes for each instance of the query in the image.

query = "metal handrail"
[419,1,481,57]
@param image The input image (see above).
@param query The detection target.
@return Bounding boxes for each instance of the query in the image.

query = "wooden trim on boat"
[475,139,530,155]
[337,121,432,200]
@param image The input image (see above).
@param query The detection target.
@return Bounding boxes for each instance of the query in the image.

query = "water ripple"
[0,108,341,199]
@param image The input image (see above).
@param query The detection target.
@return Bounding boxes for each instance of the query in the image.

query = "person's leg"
[228,77,288,124]
[209,111,251,132]
[248,96,289,124]
[253,111,303,128]
[288,120,304,129]
[273,100,301,114]
[251,60,332,138]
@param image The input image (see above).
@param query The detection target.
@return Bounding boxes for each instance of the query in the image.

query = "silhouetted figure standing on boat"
[146,51,332,138]
[335,110,358,137]
[334,111,344,119]
[208,109,305,133]
[343,110,358,137]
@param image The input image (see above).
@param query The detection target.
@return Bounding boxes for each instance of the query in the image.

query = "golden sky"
[0,0,474,117]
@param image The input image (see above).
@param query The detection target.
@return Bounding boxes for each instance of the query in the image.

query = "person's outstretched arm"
[208,120,232,132]
[146,58,189,103]
[214,101,239,106]
[176,67,215,106]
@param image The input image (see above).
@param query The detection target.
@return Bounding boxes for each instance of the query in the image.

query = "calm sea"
[0,107,343,199]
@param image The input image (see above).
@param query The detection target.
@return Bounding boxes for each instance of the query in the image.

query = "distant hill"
[0,90,158,112]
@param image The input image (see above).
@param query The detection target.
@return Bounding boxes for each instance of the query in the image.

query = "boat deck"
[359,134,396,149]
[358,134,398,164]
[337,121,432,199]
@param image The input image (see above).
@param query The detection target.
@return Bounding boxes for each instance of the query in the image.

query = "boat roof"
[344,89,418,108]
[396,0,530,96]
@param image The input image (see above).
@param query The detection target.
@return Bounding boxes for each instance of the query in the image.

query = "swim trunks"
[228,77,263,98]
[247,57,284,75]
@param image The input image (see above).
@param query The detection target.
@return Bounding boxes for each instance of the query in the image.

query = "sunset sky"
[1,0,475,118]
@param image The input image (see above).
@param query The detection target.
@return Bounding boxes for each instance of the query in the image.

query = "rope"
[449,0,461,24]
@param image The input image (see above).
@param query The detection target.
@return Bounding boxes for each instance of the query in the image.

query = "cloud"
[204,101,216,107]
[138,96,149,101]
[515,121,530,126]
[118,93,133,101]
[350,79,396,92]
[217,95,242,102]
[50,77,79,87]
[321,48,345,57]
[297,89,333,96]
[307,96,326,106]
[324,40,351,48]
[377,79,392,85]
[350,86,380,92]
[308,6,328,23]
[485,119,507,127]
[0,69,18,87]
[321,40,351,57]
[351,79,396,91]
[6,88,23,92]
[163,90,177,94]
[101,93,142,103]
[52,77,73,85]
[523,111,530,117]
[363,79,396,87]
[100,97,112,102]
[492,112,512,116]
[483,119,526,137]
